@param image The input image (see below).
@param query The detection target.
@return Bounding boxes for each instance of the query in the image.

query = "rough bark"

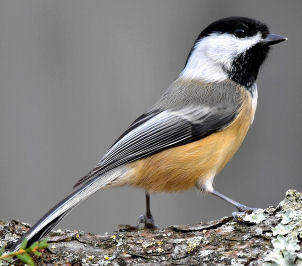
[1,189,302,265]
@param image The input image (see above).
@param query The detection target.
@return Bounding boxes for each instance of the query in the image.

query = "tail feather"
[10,166,127,252]
[22,212,68,249]
[73,166,102,189]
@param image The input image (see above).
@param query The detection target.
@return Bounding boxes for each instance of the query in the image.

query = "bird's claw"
[137,214,158,229]
[232,206,259,221]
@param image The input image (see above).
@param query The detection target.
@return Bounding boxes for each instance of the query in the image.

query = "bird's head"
[181,17,287,88]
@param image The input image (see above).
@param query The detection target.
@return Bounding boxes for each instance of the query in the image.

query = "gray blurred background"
[0,0,301,234]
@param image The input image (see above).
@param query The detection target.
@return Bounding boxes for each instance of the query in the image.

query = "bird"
[10,16,287,251]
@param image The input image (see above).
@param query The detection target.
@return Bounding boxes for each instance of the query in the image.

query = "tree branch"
[1,189,302,265]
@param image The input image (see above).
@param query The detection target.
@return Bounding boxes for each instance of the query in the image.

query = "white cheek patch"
[180,39,229,82]
[180,32,262,82]
[205,32,262,69]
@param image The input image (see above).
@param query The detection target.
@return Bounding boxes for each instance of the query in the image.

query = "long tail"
[10,166,127,252]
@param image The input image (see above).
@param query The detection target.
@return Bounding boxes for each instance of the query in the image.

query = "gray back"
[152,79,243,112]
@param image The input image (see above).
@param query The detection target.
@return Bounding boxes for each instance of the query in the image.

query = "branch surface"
[1,189,302,265]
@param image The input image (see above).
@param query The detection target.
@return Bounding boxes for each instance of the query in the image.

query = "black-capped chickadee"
[11,16,287,251]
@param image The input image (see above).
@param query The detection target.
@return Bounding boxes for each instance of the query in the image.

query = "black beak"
[261,33,287,46]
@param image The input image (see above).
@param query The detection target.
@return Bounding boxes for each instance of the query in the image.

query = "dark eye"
[234,28,246,38]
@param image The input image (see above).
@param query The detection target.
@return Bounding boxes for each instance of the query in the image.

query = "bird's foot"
[137,214,158,229]
[232,205,259,221]
[236,204,258,213]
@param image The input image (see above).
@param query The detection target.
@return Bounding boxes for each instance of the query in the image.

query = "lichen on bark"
[1,189,302,265]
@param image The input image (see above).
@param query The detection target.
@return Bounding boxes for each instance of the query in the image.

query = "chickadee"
[11,16,286,251]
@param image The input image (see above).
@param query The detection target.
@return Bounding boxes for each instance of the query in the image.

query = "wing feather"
[73,104,239,189]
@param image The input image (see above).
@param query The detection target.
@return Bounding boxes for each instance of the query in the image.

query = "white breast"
[250,83,258,124]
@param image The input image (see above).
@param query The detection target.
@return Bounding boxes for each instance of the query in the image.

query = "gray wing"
[74,104,240,188]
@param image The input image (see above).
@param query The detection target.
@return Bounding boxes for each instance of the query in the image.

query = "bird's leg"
[210,190,258,216]
[137,191,157,229]
[145,191,152,219]
[196,182,258,216]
